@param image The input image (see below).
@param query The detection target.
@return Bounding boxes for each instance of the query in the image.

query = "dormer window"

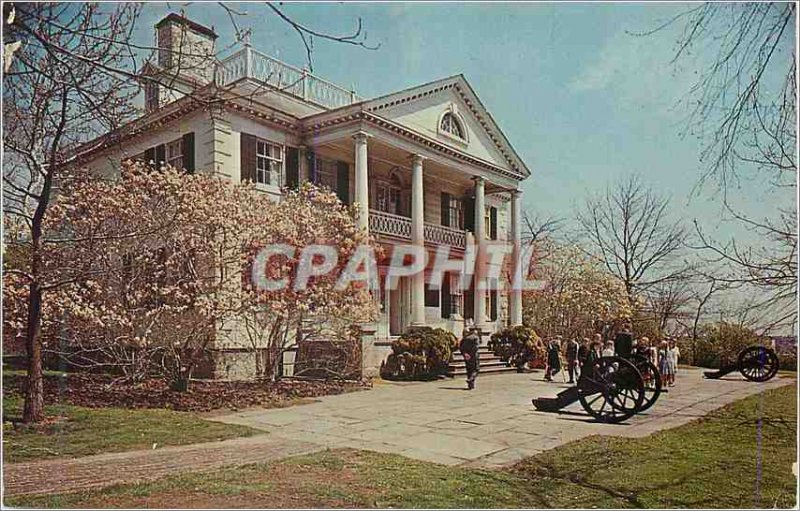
[440,112,465,139]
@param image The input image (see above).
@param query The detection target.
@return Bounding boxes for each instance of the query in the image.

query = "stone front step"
[447,364,519,377]
[450,351,502,362]
[447,346,519,376]
[448,359,509,370]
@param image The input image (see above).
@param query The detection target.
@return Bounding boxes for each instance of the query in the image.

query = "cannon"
[703,345,780,382]
[532,356,651,423]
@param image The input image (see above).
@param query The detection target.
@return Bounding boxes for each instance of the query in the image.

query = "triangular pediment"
[363,75,530,178]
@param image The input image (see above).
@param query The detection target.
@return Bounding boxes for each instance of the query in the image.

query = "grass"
[2,396,259,463]
[7,384,797,509]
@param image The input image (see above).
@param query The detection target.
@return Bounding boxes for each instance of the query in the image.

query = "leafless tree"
[641,4,798,333]
[3,3,144,423]
[577,174,688,301]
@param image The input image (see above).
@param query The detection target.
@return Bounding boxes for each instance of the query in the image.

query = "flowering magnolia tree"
[237,182,379,381]
[523,242,633,340]
[4,163,378,391]
[5,162,269,389]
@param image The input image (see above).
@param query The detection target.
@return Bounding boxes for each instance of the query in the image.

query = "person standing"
[565,337,580,384]
[602,340,615,357]
[667,339,680,387]
[459,325,481,390]
[544,337,562,381]
[577,338,590,378]
[658,340,671,391]
[614,322,634,358]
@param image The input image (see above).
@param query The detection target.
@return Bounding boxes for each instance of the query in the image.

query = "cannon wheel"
[737,346,780,382]
[577,356,644,424]
[630,354,662,412]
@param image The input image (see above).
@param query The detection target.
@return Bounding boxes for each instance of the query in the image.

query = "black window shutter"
[440,192,451,227]
[240,133,257,182]
[490,290,498,321]
[463,286,474,321]
[441,274,451,319]
[144,147,156,166]
[490,207,498,240]
[182,132,195,174]
[464,196,475,233]
[285,147,299,189]
[155,144,166,168]
[336,161,350,204]
[306,151,317,183]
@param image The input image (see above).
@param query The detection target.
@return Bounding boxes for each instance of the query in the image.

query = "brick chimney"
[145,13,217,112]
[155,13,217,81]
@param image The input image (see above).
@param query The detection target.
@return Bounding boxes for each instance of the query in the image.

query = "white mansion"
[77,14,531,378]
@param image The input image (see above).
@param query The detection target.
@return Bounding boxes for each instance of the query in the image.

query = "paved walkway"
[211,367,791,468]
[4,367,791,497]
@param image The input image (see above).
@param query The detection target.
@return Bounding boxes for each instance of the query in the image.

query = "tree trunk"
[23,282,45,423]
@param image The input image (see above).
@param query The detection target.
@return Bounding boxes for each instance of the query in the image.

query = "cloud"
[568,28,699,120]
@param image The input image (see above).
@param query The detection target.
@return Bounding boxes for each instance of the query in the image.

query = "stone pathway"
[211,367,792,468]
[3,367,792,497]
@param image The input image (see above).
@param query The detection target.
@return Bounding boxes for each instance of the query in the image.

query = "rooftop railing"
[216,46,359,110]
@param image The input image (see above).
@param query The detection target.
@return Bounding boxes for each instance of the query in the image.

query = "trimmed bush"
[380,327,458,380]
[488,326,545,372]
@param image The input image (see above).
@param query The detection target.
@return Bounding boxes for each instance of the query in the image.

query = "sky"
[135,2,796,246]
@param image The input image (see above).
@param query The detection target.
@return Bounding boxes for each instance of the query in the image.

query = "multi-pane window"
[145,82,160,112]
[376,183,402,215]
[440,112,465,139]
[257,140,283,185]
[314,157,338,191]
[484,207,491,240]
[447,196,463,228]
[167,139,183,169]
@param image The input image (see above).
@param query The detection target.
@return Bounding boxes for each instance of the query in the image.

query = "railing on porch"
[369,209,467,249]
[216,46,359,110]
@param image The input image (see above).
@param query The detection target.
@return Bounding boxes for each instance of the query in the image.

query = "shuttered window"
[240,133,257,182]
[285,147,299,189]
[182,132,195,173]
[490,206,498,240]
[166,139,182,169]
[256,140,283,185]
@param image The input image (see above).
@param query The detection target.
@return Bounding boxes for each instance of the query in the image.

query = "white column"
[353,132,370,232]
[410,154,426,326]
[473,176,486,329]
[509,190,523,326]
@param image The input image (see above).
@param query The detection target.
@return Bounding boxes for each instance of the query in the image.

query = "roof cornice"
[301,75,531,178]
[301,110,526,182]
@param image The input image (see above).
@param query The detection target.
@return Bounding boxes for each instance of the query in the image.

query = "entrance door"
[389,277,410,335]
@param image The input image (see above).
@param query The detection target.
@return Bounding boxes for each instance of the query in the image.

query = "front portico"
[298,75,529,341]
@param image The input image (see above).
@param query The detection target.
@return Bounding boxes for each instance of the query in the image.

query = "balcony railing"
[369,209,467,249]
[216,46,359,110]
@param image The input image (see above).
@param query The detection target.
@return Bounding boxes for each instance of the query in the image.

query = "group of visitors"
[457,320,681,391]
[541,324,681,388]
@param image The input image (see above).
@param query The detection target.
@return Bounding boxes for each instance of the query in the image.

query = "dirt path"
[3,435,321,497]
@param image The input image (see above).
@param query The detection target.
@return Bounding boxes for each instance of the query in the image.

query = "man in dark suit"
[614,322,634,359]
[459,325,481,390]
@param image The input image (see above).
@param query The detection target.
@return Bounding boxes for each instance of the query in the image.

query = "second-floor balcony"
[369,209,467,249]
[217,46,360,110]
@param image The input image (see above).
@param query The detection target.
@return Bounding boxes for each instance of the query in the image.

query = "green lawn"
[2,396,259,463]
[8,384,797,509]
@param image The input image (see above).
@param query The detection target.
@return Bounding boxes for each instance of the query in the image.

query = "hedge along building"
[73,13,532,379]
